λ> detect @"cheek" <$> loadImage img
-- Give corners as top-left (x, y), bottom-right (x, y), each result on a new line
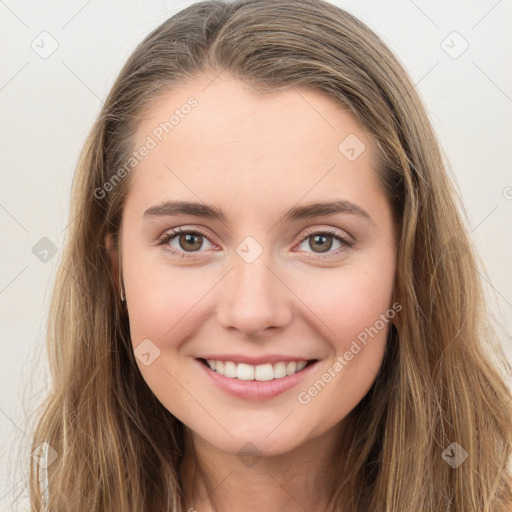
top-left (124, 267), bottom-right (201, 413)
top-left (291, 262), bottom-right (394, 416)
top-left (296, 261), bottom-right (395, 346)
top-left (124, 251), bottom-right (213, 345)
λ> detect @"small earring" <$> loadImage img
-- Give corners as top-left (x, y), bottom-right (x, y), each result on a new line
top-left (117, 241), bottom-right (126, 303)
top-left (119, 267), bottom-right (126, 303)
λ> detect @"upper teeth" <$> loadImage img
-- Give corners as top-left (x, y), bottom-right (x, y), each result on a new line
top-left (206, 360), bottom-right (308, 381)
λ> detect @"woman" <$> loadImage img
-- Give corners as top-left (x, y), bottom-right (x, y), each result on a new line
top-left (28, 0), bottom-right (512, 510)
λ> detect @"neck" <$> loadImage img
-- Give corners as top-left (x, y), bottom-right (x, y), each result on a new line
top-left (178, 422), bottom-right (348, 512)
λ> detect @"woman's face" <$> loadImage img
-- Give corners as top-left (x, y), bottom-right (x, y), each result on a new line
top-left (118, 73), bottom-right (397, 457)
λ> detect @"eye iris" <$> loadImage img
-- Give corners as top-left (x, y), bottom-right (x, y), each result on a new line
top-left (179, 233), bottom-right (202, 252)
top-left (310, 234), bottom-right (332, 253)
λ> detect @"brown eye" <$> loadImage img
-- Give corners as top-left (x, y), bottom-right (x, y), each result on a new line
top-left (178, 232), bottom-right (203, 252)
top-left (309, 234), bottom-right (333, 253)
top-left (295, 228), bottom-right (354, 259)
top-left (158, 228), bottom-right (215, 257)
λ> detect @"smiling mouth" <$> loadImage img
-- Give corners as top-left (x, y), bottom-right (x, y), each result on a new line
top-left (198, 358), bottom-right (317, 381)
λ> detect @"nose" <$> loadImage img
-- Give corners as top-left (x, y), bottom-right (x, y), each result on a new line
top-left (216, 249), bottom-right (293, 339)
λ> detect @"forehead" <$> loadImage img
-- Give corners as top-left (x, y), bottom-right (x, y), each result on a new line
top-left (125, 74), bottom-right (384, 216)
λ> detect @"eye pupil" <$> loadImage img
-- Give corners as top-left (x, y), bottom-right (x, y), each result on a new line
top-left (310, 234), bottom-right (332, 253)
top-left (180, 233), bottom-right (202, 251)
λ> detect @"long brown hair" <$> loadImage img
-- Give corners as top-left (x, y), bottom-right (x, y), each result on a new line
top-left (24, 0), bottom-right (512, 510)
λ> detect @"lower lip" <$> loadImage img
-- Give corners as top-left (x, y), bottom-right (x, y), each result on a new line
top-left (196, 358), bottom-right (318, 401)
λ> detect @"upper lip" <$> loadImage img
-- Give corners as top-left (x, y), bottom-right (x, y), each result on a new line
top-left (198, 354), bottom-right (317, 365)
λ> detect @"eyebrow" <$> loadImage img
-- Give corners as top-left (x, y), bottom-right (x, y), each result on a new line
top-left (143, 199), bottom-right (373, 225)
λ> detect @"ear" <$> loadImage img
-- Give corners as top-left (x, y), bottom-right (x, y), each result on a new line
top-left (105, 232), bottom-right (120, 289)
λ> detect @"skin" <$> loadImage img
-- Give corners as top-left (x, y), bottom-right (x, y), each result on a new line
top-left (107, 72), bottom-right (397, 512)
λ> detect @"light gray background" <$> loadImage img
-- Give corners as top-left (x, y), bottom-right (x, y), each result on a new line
top-left (1, 0), bottom-right (511, 509)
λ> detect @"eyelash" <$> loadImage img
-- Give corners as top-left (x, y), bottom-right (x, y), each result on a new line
top-left (156, 226), bottom-right (355, 260)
